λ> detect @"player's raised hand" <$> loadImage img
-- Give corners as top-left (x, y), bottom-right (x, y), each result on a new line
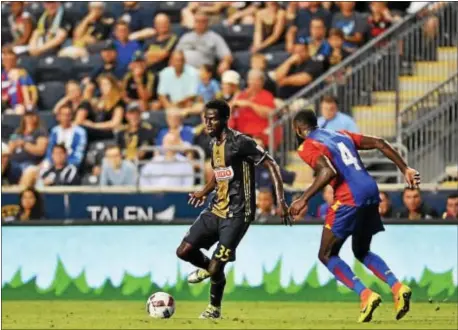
top-left (404, 167), bottom-right (421, 188)
top-left (188, 191), bottom-right (207, 208)
top-left (277, 201), bottom-right (293, 226)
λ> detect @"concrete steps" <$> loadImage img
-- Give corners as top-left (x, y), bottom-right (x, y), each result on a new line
top-left (438, 47), bottom-right (458, 61)
top-left (415, 60), bottom-right (457, 77)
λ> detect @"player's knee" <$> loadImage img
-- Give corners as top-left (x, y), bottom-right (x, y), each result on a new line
top-left (318, 250), bottom-right (331, 265)
top-left (175, 242), bottom-right (192, 261)
top-left (352, 246), bottom-right (369, 262)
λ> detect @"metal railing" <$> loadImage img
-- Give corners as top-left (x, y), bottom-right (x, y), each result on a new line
top-left (268, 2), bottom-right (458, 166)
top-left (401, 73), bottom-right (458, 182)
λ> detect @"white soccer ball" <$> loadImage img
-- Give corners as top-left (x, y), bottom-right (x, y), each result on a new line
top-left (146, 292), bottom-right (175, 319)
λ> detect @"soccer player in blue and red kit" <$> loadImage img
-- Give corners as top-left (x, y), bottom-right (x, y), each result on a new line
top-left (289, 109), bottom-right (421, 323)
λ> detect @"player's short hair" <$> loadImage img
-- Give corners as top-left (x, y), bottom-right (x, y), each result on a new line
top-left (293, 109), bottom-right (318, 129)
top-left (53, 143), bottom-right (67, 154)
top-left (205, 99), bottom-right (230, 120)
top-left (448, 193), bottom-right (458, 199)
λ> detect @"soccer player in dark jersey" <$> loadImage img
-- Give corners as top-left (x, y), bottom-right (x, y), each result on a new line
top-left (176, 99), bottom-right (291, 319)
top-left (289, 109), bottom-right (421, 323)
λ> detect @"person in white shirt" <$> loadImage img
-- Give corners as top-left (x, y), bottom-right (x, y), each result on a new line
top-left (140, 132), bottom-right (194, 188)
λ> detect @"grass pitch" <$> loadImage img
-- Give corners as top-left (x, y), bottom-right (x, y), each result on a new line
top-left (2, 301), bottom-right (457, 329)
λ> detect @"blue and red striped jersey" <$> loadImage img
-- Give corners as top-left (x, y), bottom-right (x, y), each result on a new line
top-left (298, 128), bottom-right (379, 206)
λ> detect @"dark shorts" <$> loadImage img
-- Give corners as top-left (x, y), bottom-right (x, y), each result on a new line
top-left (183, 209), bottom-right (250, 262)
top-left (325, 203), bottom-right (385, 240)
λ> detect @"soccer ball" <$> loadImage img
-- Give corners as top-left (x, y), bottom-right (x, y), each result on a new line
top-left (146, 292), bottom-right (175, 318)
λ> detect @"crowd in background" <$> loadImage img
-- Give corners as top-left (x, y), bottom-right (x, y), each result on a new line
top-left (1, 1), bottom-right (454, 222)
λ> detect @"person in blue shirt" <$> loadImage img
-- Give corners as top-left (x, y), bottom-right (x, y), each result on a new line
top-left (113, 20), bottom-right (141, 73)
top-left (197, 64), bottom-right (220, 103)
top-left (317, 95), bottom-right (359, 132)
top-left (303, 18), bottom-right (332, 63)
top-left (156, 109), bottom-right (194, 146)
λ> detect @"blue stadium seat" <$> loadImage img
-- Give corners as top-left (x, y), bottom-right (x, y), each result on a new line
top-left (25, 2), bottom-right (44, 22)
top-left (63, 1), bottom-right (88, 21)
top-left (233, 51), bottom-right (251, 78)
top-left (37, 81), bottom-right (66, 111)
top-left (105, 2), bottom-right (124, 19)
top-left (212, 24), bottom-right (254, 52)
top-left (1, 3), bottom-right (10, 24)
top-left (171, 23), bottom-right (188, 38)
top-left (35, 56), bottom-right (74, 82)
top-left (38, 110), bottom-right (58, 131)
top-left (264, 51), bottom-right (290, 70)
top-left (157, 2), bottom-right (188, 24)
top-left (85, 139), bottom-right (115, 167)
top-left (87, 41), bottom-right (110, 54)
top-left (1, 27), bottom-right (13, 46)
top-left (73, 54), bottom-right (103, 80)
top-left (142, 111), bottom-right (200, 130)
top-left (1, 115), bottom-right (21, 139)
top-left (17, 55), bottom-right (39, 80)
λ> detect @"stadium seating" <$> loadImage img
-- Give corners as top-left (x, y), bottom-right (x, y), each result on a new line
top-left (35, 56), bottom-right (75, 83)
top-left (157, 2), bottom-right (188, 24)
top-left (37, 82), bottom-right (66, 111)
top-left (73, 54), bottom-right (103, 80)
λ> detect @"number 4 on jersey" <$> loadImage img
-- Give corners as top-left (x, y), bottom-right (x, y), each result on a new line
top-left (337, 142), bottom-right (361, 170)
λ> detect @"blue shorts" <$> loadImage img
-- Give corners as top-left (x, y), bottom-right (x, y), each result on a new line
top-left (325, 203), bottom-right (385, 240)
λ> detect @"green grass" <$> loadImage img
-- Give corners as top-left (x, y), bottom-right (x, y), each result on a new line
top-left (2, 301), bottom-right (457, 329)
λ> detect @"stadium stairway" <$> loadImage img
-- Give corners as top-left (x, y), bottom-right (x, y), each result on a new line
top-left (353, 47), bottom-right (458, 137)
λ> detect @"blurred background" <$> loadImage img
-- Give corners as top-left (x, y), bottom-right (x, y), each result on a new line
top-left (1, 1), bottom-right (457, 223)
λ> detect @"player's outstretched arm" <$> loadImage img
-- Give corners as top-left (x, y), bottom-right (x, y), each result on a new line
top-left (289, 156), bottom-right (337, 217)
top-left (262, 158), bottom-right (292, 226)
top-left (188, 174), bottom-right (216, 208)
top-left (355, 135), bottom-right (421, 188)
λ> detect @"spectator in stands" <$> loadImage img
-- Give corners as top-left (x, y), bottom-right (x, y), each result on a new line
top-left (397, 187), bottom-right (439, 220)
top-left (80, 74), bottom-right (125, 141)
top-left (46, 105), bottom-right (87, 168)
top-left (15, 187), bottom-right (44, 221)
top-left (230, 69), bottom-right (276, 147)
top-left (28, 2), bottom-right (73, 57)
top-left (250, 53), bottom-right (277, 96)
top-left (379, 191), bottom-right (393, 218)
top-left (139, 132), bottom-right (194, 188)
top-left (143, 14), bottom-right (178, 73)
top-left (251, 2), bottom-right (286, 54)
top-left (122, 51), bottom-right (159, 111)
top-left (255, 188), bottom-right (276, 223)
top-left (286, 2), bottom-right (332, 53)
top-left (270, 43), bottom-right (324, 99)
top-left (1, 143), bottom-right (14, 186)
top-left (8, 1), bottom-right (33, 47)
top-left (39, 144), bottom-right (80, 186)
top-left (113, 20), bottom-right (141, 73)
top-left (1, 47), bottom-right (38, 114)
top-left (443, 193), bottom-right (458, 220)
top-left (317, 185), bottom-right (333, 219)
top-left (216, 70), bottom-right (241, 104)
top-left (175, 12), bottom-right (233, 76)
top-left (54, 81), bottom-right (92, 120)
top-left (63, 2), bottom-right (114, 59)
top-left (83, 40), bottom-right (124, 99)
top-left (317, 95), bottom-right (359, 132)
top-left (327, 28), bottom-right (351, 67)
top-left (181, 2), bottom-right (228, 29)
top-left (305, 18), bottom-right (332, 62)
top-left (331, 2), bottom-right (368, 52)
top-left (157, 51), bottom-right (199, 110)
top-left (197, 64), bottom-right (220, 103)
top-left (367, 2), bottom-right (399, 40)
top-left (119, 1), bottom-right (149, 33)
top-left (116, 103), bottom-right (156, 161)
top-left (156, 109), bottom-right (194, 146)
top-left (8, 111), bottom-right (48, 186)
top-left (100, 144), bottom-right (137, 186)
top-left (225, 2), bottom-right (260, 26)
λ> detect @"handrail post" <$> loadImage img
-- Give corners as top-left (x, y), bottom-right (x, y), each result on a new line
top-left (268, 114), bottom-right (274, 158)
top-left (395, 39), bottom-right (402, 147)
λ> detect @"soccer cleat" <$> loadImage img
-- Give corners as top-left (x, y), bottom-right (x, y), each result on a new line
top-left (199, 304), bottom-right (221, 319)
top-left (187, 268), bottom-right (210, 284)
top-left (358, 289), bottom-right (382, 323)
top-left (394, 283), bottom-right (412, 320)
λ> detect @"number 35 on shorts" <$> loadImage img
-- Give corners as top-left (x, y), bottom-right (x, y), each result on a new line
top-left (214, 244), bottom-right (232, 262)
